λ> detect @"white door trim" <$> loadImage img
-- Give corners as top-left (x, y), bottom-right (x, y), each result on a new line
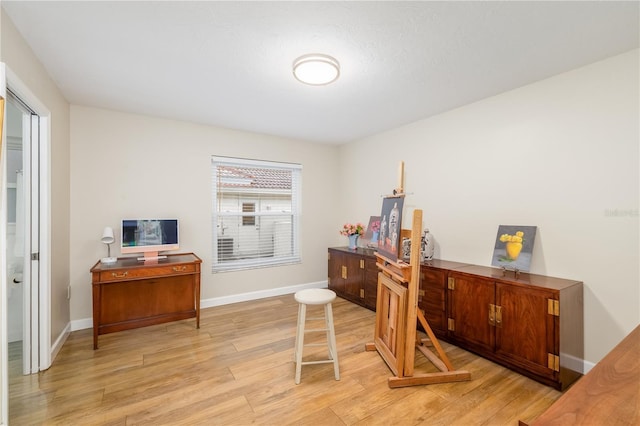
top-left (4, 65), bottom-right (52, 375)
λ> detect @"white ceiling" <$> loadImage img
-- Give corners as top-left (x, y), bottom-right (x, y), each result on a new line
top-left (2, 1), bottom-right (638, 144)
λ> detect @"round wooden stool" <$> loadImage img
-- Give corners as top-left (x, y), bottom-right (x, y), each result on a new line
top-left (293, 288), bottom-right (340, 384)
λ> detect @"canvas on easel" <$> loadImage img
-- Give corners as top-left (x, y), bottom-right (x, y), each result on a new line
top-left (378, 196), bottom-right (404, 262)
top-left (367, 208), bottom-right (471, 388)
top-left (366, 160), bottom-right (470, 388)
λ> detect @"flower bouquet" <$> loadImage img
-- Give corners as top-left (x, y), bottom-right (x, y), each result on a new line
top-left (339, 223), bottom-right (365, 236)
top-left (340, 222), bottom-right (365, 249)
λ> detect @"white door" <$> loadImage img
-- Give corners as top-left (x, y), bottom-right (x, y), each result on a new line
top-left (21, 106), bottom-right (40, 375)
top-left (4, 91), bottom-right (41, 375)
top-left (236, 197), bottom-right (274, 258)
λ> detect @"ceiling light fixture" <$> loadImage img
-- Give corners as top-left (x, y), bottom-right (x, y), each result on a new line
top-left (292, 54), bottom-right (340, 86)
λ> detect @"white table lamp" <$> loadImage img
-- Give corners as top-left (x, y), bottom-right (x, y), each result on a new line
top-left (101, 226), bottom-right (117, 264)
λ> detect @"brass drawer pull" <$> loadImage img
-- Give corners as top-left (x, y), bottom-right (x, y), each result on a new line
top-left (173, 266), bottom-right (188, 272)
top-left (495, 305), bottom-right (502, 327)
top-left (489, 303), bottom-right (496, 326)
top-left (112, 271), bottom-right (128, 279)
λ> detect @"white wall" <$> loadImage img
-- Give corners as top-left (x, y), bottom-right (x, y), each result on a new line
top-left (338, 49), bottom-right (639, 365)
top-left (70, 107), bottom-right (341, 322)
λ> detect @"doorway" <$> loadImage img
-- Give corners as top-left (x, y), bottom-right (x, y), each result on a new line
top-left (1, 63), bottom-right (52, 425)
top-left (4, 89), bottom-right (40, 377)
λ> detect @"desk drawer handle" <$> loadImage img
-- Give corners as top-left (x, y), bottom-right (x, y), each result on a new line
top-left (112, 271), bottom-right (128, 278)
top-left (173, 266), bottom-right (187, 272)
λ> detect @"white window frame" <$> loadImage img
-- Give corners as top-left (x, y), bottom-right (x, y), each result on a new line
top-left (211, 156), bottom-right (302, 272)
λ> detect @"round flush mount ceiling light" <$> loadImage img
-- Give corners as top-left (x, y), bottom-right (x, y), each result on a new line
top-left (292, 54), bottom-right (340, 86)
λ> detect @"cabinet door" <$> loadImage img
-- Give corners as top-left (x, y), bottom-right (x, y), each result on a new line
top-left (328, 250), bottom-right (363, 304)
top-left (100, 275), bottom-right (195, 324)
top-left (418, 266), bottom-right (447, 337)
top-left (342, 255), bottom-right (365, 303)
top-left (328, 250), bottom-right (345, 294)
top-left (448, 273), bottom-right (495, 353)
top-left (363, 257), bottom-right (378, 310)
top-left (495, 283), bottom-right (557, 381)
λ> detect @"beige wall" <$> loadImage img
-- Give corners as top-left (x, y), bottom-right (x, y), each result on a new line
top-left (1, 12), bottom-right (71, 346)
top-left (69, 106), bottom-right (341, 321)
top-left (338, 49), bottom-right (639, 365)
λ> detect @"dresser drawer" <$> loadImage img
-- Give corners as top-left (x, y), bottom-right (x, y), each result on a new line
top-left (97, 263), bottom-right (197, 282)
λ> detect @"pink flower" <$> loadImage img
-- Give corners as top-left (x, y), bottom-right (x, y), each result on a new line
top-left (339, 222), bottom-right (365, 236)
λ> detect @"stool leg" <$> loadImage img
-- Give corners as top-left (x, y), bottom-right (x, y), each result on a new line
top-left (325, 303), bottom-right (340, 381)
top-left (323, 304), bottom-right (332, 360)
top-left (294, 302), bottom-right (302, 362)
top-left (294, 303), bottom-right (306, 385)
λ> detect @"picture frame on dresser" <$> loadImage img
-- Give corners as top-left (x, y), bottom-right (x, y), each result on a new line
top-left (491, 225), bottom-right (537, 272)
top-left (377, 196), bottom-right (404, 261)
top-left (363, 215), bottom-right (381, 247)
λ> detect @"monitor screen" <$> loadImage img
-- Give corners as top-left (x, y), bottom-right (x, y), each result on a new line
top-left (121, 219), bottom-right (179, 260)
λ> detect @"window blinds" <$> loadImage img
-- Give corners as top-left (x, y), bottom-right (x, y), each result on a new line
top-left (211, 156), bottom-right (302, 272)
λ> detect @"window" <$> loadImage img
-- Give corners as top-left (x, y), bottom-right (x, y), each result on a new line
top-left (211, 156), bottom-right (302, 272)
top-left (242, 203), bottom-right (256, 226)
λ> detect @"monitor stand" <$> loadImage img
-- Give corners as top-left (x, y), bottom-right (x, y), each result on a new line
top-left (137, 251), bottom-right (168, 263)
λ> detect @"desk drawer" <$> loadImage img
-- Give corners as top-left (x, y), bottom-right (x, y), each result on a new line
top-left (98, 263), bottom-right (197, 282)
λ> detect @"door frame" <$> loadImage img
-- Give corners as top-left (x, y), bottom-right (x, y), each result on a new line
top-left (5, 66), bottom-right (51, 370)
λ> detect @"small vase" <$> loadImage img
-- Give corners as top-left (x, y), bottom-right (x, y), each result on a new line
top-left (422, 229), bottom-right (434, 261)
top-left (348, 234), bottom-right (359, 250)
top-left (505, 242), bottom-right (523, 260)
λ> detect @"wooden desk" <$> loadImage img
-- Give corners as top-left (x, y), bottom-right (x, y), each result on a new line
top-left (90, 253), bottom-right (202, 349)
top-left (526, 325), bottom-right (640, 425)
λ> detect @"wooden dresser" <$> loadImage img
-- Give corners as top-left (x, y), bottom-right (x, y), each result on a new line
top-left (327, 247), bottom-right (584, 390)
top-left (90, 252), bottom-right (202, 349)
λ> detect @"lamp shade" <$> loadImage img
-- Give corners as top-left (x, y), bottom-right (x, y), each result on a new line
top-left (101, 227), bottom-right (115, 244)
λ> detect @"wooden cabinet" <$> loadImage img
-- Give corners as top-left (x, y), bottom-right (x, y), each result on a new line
top-left (326, 247), bottom-right (584, 390)
top-left (90, 253), bottom-right (202, 349)
top-left (418, 259), bottom-right (470, 339)
top-left (447, 265), bottom-right (583, 390)
top-left (328, 247), bottom-right (378, 309)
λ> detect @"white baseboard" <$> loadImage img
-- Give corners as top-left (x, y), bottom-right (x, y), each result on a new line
top-left (583, 359), bottom-right (595, 374)
top-left (200, 280), bottom-right (327, 309)
top-left (561, 351), bottom-right (587, 375)
top-left (49, 323), bottom-right (71, 367)
top-left (70, 317), bottom-right (93, 332)
top-left (69, 280), bottom-right (328, 332)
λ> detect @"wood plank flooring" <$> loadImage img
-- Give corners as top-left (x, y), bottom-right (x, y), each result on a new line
top-left (9, 295), bottom-right (561, 425)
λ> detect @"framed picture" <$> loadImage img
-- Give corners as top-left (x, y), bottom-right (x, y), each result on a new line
top-left (491, 225), bottom-right (537, 272)
top-left (378, 196), bottom-right (404, 261)
top-left (363, 215), bottom-right (381, 246)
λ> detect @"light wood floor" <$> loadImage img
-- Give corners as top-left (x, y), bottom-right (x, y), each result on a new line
top-left (9, 295), bottom-right (561, 425)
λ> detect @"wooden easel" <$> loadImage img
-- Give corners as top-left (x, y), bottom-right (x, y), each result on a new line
top-left (365, 163), bottom-right (470, 388)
